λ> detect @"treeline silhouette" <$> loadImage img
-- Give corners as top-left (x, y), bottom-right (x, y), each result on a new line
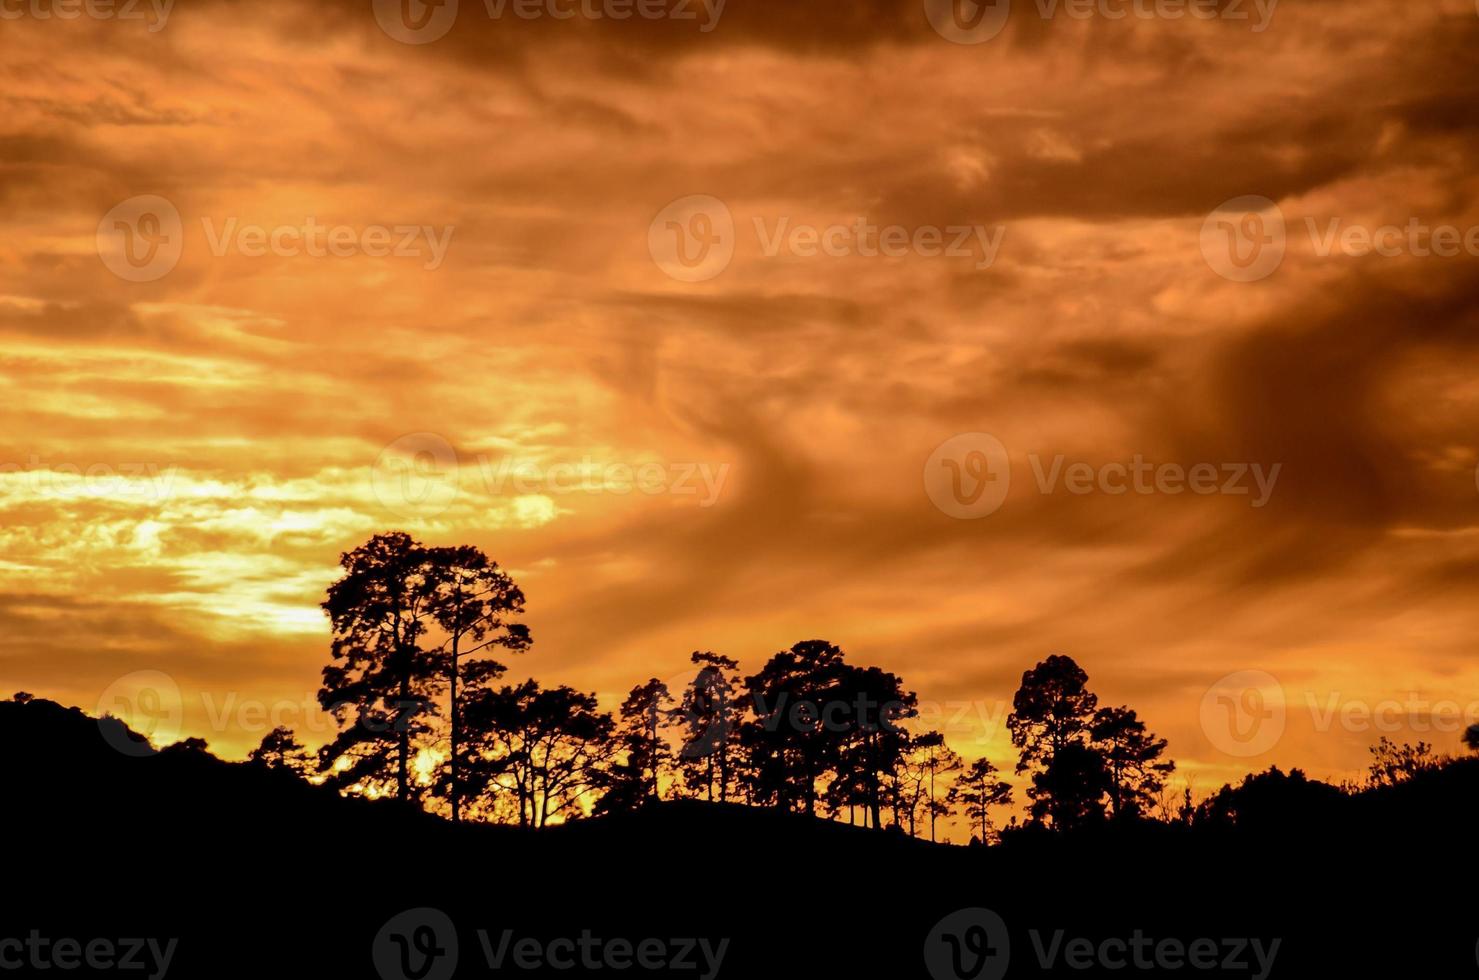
top-left (278, 532), bottom-right (1190, 841)
top-left (251, 533), bottom-right (1479, 842)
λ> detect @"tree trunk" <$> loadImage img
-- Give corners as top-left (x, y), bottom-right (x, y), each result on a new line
top-left (868, 734), bottom-right (882, 830)
top-left (648, 711), bottom-right (660, 804)
top-left (803, 756), bottom-right (816, 817)
top-left (716, 690), bottom-right (729, 803)
top-left (449, 625), bottom-right (460, 823)
top-left (928, 764), bottom-right (936, 843)
top-left (397, 672), bottom-right (410, 801)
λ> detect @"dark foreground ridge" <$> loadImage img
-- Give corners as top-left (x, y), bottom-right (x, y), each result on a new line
top-left (4, 696), bottom-right (1476, 978)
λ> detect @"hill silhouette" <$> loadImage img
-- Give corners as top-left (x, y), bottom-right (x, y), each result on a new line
top-left (4, 695), bottom-right (1477, 978)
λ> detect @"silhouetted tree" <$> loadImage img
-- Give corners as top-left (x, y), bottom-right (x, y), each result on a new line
top-left (898, 731), bottom-right (960, 841)
top-left (318, 532), bottom-right (443, 801)
top-left (922, 735), bottom-right (962, 842)
top-left (1176, 786), bottom-right (1195, 825)
top-left (1007, 654), bottom-right (1098, 828)
top-left (825, 766), bottom-right (872, 826)
top-left (737, 640), bottom-right (848, 817)
top-left (1007, 655), bottom-right (1098, 770)
top-left (1194, 767), bottom-right (1345, 830)
top-left (1366, 737), bottom-right (1440, 788)
top-left (893, 741), bottom-right (929, 835)
top-left (12, 692), bottom-right (33, 704)
top-left (599, 679), bottom-right (677, 810)
top-left (948, 756), bottom-right (1014, 844)
top-left (1091, 706), bottom-right (1174, 819)
top-left (462, 680), bottom-right (614, 827)
top-left (1465, 724), bottom-right (1479, 753)
top-left (673, 652), bottom-right (742, 802)
top-left (248, 726), bottom-right (310, 773)
top-left (831, 663), bottom-right (918, 829)
top-left (423, 545), bottom-right (530, 823)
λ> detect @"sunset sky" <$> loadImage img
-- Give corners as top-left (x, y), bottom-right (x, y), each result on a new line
top-left (3, 0), bottom-right (1479, 813)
